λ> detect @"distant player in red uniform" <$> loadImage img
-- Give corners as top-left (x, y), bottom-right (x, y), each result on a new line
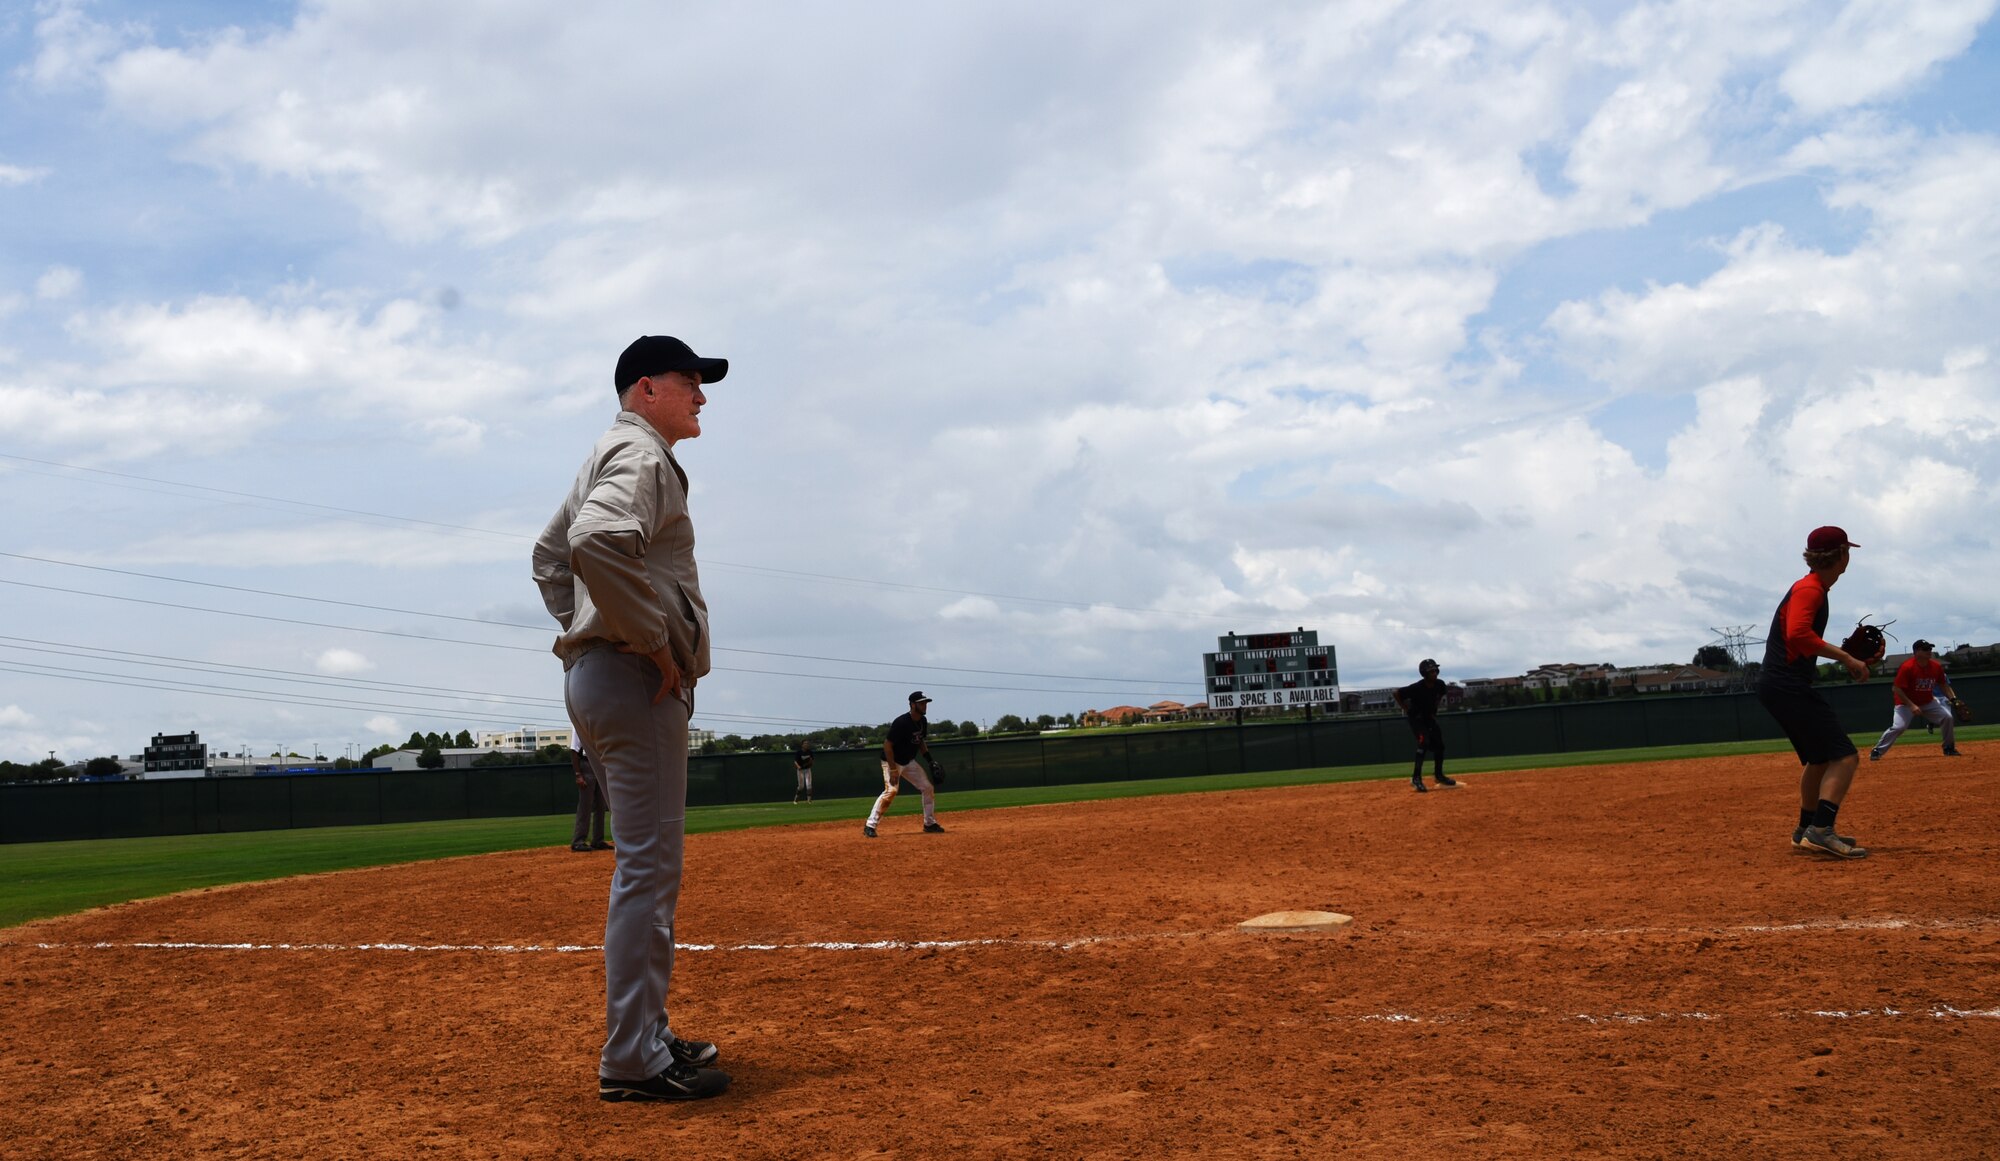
top-left (1868, 640), bottom-right (1962, 760)
top-left (1755, 526), bottom-right (1879, 859)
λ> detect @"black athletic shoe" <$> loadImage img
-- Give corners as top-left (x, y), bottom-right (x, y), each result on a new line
top-left (923, 821), bottom-right (945, 833)
top-left (589, 841), bottom-right (612, 851)
top-left (570, 841), bottom-right (592, 852)
top-left (863, 824), bottom-right (877, 838)
top-left (1800, 825), bottom-right (1869, 859)
top-left (1433, 775), bottom-right (1458, 788)
top-left (1411, 779), bottom-right (1428, 793)
top-left (1943, 748), bottom-right (1963, 757)
top-left (599, 1060), bottom-right (730, 1102)
top-left (1792, 826), bottom-right (1856, 850)
top-left (669, 1037), bottom-right (719, 1068)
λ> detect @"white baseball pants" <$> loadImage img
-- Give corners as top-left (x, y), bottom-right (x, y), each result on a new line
top-left (867, 758), bottom-right (936, 827)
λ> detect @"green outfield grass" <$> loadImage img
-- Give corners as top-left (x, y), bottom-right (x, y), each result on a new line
top-left (3, 724), bottom-right (1991, 930)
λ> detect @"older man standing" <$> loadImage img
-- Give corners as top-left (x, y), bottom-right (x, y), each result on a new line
top-left (533, 334), bottom-right (731, 1102)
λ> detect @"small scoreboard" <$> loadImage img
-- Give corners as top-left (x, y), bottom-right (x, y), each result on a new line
top-left (1204, 629), bottom-right (1339, 711)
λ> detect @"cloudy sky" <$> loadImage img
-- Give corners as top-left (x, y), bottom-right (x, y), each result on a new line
top-left (2, 0), bottom-right (1997, 763)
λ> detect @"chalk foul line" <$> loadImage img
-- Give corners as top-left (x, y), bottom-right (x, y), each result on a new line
top-left (8, 914), bottom-right (1997, 958)
top-left (1342, 1005), bottom-right (2000, 1024)
top-left (16, 935), bottom-right (1148, 954)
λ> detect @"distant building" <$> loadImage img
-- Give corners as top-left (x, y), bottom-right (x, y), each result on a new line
top-left (374, 747), bottom-right (511, 771)
top-left (1630, 666), bottom-right (1731, 694)
top-left (475, 726), bottom-right (574, 751)
top-left (689, 729), bottom-right (716, 751)
top-left (144, 732), bottom-right (207, 776)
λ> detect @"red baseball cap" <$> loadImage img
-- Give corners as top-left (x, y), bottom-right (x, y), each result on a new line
top-left (1806, 526), bottom-right (1859, 551)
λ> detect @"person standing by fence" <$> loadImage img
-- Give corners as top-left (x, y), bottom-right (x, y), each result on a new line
top-left (569, 747), bottom-right (610, 851)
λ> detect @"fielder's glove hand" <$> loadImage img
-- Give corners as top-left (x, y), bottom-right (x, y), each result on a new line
top-left (925, 758), bottom-right (947, 788)
top-left (1951, 697), bottom-right (1974, 725)
top-left (1838, 621), bottom-right (1888, 667)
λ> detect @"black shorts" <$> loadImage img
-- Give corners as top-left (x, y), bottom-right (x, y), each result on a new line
top-left (1757, 683), bottom-right (1855, 765)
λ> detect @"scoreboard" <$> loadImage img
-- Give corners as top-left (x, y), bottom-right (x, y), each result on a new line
top-left (1204, 628), bottom-right (1339, 711)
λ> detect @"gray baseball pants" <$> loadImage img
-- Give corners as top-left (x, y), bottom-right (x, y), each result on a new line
top-left (565, 646), bottom-right (692, 1082)
top-left (1873, 699), bottom-right (1956, 755)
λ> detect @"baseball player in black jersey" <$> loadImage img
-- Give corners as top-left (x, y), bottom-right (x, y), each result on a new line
top-left (864, 691), bottom-right (944, 837)
top-left (1394, 659), bottom-right (1458, 791)
top-left (792, 739), bottom-right (814, 804)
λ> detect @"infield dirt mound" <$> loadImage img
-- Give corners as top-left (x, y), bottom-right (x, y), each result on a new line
top-left (2, 746), bottom-right (1996, 1158)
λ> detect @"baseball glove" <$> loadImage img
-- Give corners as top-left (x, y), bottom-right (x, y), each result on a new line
top-left (1839, 620), bottom-right (1889, 666)
top-left (924, 757), bottom-right (947, 787)
top-left (1952, 697), bottom-right (1974, 725)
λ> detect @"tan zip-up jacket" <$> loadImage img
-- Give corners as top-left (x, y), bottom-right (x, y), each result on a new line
top-left (532, 412), bottom-right (711, 679)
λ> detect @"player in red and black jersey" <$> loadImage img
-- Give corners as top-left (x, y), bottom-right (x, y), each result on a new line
top-left (1755, 526), bottom-right (1879, 859)
top-left (1868, 640), bottom-right (1962, 760)
top-left (1394, 659), bottom-right (1458, 792)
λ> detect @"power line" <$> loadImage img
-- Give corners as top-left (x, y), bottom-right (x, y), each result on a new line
top-left (0, 577), bottom-right (545, 652)
top-left (0, 634), bottom-right (565, 705)
top-left (0, 660), bottom-right (845, 733)
top-left (0, 636), bottom-right (856, 731)
top-left (0, 453), bottom-right (522, 542)
top-left (1, 452), bottom-right (1243, 622)
top-left (0, 578), bottom-right (1197, 697)
top-left (0, 551), bottom-right (1200, 687)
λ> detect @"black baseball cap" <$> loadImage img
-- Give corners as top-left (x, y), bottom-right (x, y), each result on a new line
top-left (1913, 639), bottom-right (1935, 652)
top-left (908, 691), bottom-right (932, 705)
top-left (614, 335), bottom-right (728, 393)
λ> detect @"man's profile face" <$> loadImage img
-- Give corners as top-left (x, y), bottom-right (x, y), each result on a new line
top-left (911, 701), bottom-right (928, 719)
top-left (637, 371), bottom-right (705, 443)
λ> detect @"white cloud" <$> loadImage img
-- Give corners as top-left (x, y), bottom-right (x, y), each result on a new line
top-left (0, 705), bottom-right (33, 728)
top-left (26, 0), bottom-right (136, 89)
top-left (0, 382), bottom-right (268, 459)
top-left (74, 294), bottom-right (518, 407)
top-left (313, 648), bottom-right (374, 675)
top-left (413, 415), bottom-right (484, 456)
top-left (938, 596), bottom-right (1002, 621)
top-left (1565, 76), bottom-right (1731, 218)
top-left (0, 163), bottom-right (51, 186)
top-left (1547, 137), bottom-right (2000, 396)
top-left (362, 716), bottom-right (402, 737)
top-left (0, 292), bottom-right (549, 455)
top-left (36, 266), bottom-right (83, 300)
top-left (1781, 0), bottom-right (1997, 115)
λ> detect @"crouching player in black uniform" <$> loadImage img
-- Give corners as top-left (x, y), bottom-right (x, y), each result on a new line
top-left (1394, 659), bottom-right (1458, 792)
top-left (1756, 526), bottom-right (1879, 859)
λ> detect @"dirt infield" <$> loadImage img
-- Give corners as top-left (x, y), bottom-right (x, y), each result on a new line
top-left (3, 745), bottom-right (1996, 1159)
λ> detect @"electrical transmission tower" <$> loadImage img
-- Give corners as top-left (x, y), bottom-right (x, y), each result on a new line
top-left (1708, 625), bottom-right (1759, 687)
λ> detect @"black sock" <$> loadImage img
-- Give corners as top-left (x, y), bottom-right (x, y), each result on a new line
top-left (1812, 799), bottom-right (1840, 830)
top-left (1799, 808), bottom-right (1815, 831)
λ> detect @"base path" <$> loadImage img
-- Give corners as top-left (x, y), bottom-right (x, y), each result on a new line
top-left (2, 747), bottom-right (1995, 1158)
